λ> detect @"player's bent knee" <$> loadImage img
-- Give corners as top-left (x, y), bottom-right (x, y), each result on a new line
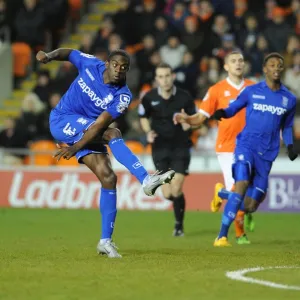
top-left (235, 180), bottom-right (250, 195)
top-left (244, 200), bottom-right (258, 213)
top-left (101, 172), bottom-right (117, 188)
top-left (103, 128), bottom-right (122, 142)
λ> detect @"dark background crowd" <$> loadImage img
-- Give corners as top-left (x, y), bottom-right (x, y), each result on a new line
top-left (1, 0), bottom-right (300, 164)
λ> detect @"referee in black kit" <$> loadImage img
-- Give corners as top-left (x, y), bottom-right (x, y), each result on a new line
top-left (139, 63), bottom-right (197, 236)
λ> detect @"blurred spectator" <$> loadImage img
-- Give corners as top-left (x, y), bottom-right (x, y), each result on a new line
top-left (258, 0), bottom-right (277, 28)
top-left (234, 0), bottom-right (249, 32)
top-left (92, 17), bottom-right (115, 52)
top-left (107, 33), bottom-right (125, 52)
top-left (174, 51), bottom-right (198, 97)
top-left (238, 15), bottom-right (259, 52)
top-left (153, 16), bottom-right (171, 48)
top-left (206, 15), bottom-right (231, 55)
top-left (295, 10), bottom-right (300, 35)
top-left (160, 35), bottom-right (187, 69)
top-left (42, 0), bottom-right (69, 49)
top-left (14, 0), bottom-right (46, 50)
top-left (264, 6), bottom-right (293, 53)
top-left (167, 2), bottom-right (189, 31)
top-left (112, 0), bottom-right (137, 44)
top-left (79, 32), bottom-right (94, 53)
top-left (283, 35), bottom-right (300, 68)
top-left (249, 34), bottom-right (270, 75)
top-left (18, 92), bottom-right (50, 140)
top-left (0, 0), bottom-right (7, 41)
top-left (213, 33), bottom-right (238, 60)
top-left (283, 51), bottom-right (300, 99)
top-left (180, 16), bottom-right (204, 61)
top-left (32, 70), bottom-right (53, 106)
top-left (136, 0), bottom-right (159, 41)
top-left (0, 117), bottom-right (29, 165)
top-left (207, 56), bottom-right (224, 84)
top-left (135, 35), bottom-right (156, 85)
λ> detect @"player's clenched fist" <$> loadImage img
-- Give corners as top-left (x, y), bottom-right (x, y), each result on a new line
top-left (36, 51), bottom-right (50, 64)
top-left (173, 109), bottom-right (188, 125)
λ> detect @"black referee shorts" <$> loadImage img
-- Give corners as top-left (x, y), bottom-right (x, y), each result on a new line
top-left (151, 144), bottom-right (191, 176)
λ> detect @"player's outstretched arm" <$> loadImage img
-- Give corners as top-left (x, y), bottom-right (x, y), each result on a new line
top-left (213, 87), bottom-right (249, 120)
top-left (54, 112), bottom-right (113, 161)
top-left (173, 111), bottom-right (206, 126)
top-left (36, 48), bottom-right (73, 64)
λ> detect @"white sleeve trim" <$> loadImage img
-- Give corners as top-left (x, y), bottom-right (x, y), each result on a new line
top-left (198, 108), bottom-right (211, 118)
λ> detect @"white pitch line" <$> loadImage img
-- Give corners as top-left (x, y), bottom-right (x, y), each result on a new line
top-left (226, 266), bottom-right (300, 291)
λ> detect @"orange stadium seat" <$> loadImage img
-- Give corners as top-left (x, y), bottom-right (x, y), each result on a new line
top-left (145, 143), bottom-right (152, 154)
top-left (68, 0), bottom-right (82, 20)
top-left (28, 140), bottom-right (57, 166)
top-left (55, 156), bottom-right (79, 167)
top-left (125, 140), bottom-right (145, 155)
top-left (11, 42), bottom-right (32, 78)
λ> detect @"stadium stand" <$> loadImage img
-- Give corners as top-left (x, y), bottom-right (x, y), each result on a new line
top-left (1, 0), bottom-right (300, 165)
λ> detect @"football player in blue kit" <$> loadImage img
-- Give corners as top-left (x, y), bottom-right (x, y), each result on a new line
top-left (212, 53), bottom-right (298, 247)
top-left (36, 48), bottom-right (175, 257)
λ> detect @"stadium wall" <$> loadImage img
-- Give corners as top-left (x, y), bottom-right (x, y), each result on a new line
top-left (0, 155), bottom-right (299, 212)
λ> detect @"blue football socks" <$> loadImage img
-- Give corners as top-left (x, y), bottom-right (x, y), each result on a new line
top-left (109, 138), bottom-right (148, 184)
top-left (218, 192), bottom-right (243, 238)
top-left (100, 188), bottom-right (117, 240)
top-left (218, 188), bottom-right (230, 200)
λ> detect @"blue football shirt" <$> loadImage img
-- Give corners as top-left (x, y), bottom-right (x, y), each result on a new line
top-left (55, 50), bottom-right (132, 120)
top-left (224, 81), bottom-right (296, 161)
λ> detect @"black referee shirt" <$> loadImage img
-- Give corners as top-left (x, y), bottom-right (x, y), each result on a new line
top-left (138, 86), bottom-right (197, 146)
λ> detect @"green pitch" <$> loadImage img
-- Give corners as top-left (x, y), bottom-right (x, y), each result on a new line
top-left (0, 209), bottom-right (300, 300)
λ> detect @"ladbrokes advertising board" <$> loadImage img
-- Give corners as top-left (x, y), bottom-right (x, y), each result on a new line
top-left (0, 168), bottom-right (299, 212)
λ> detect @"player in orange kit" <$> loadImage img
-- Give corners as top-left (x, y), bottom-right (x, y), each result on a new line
top-left (174, 51), bottom-right (255, 244)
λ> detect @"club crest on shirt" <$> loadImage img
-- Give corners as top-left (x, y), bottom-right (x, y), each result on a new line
top-left (224, 90), bottom-right (231, 97)
top-left (282, 96), bottom-right (288, 107)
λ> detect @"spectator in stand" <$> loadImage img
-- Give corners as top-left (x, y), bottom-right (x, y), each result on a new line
top-left (206, 15), bottom-right (231, 55)
top-left (238, 15), bottom-right (259, 53)
top-left (79, 32), bottom-right (94, 54)
top-left (0, 0), bottom-right (8, 41)
top-left (213, 33), bottom-right (238, 60)
top-left (180, 16), bottom-right (205, 61)
top-left (189, 0), bottom-right (215, 36)
top-left (0, 117), bottom-right (30, 165)
top-left (136, 0), bottom-right (159, 41)
top-left (160, 35), bottom-right (187, 69)
top-left (264, 6), bottom-right (293, 53)
top-left (174, 51), bottom-right (198, 97)
top-left (18, 92), bottom-right (49, 141)
top-left (92, 17), bottom-right (115, 52)
top-left (14, 0), bottom-right (46, 50)
top-left (32, 70), bottom-right (53, 107)
top-left (112, 0), bottom-right (137, 44)
top-left (107, 33), bottom-right (125, 52)
top-left (167, 2), bottom-right (189, 31)
top-left (283, 50), bottom-right (300, 100)
top-left (233, 0), bottom-right (249, 33)
top-left (153, 16), bottom-right (171, 48)
top-left (249, 34), bottom-right (270, 75)
top-left (282, 35), bottom-right (300, 68)
top-left (42, 0), bottom-right (69, 49)
top-left (135, 35), bottom-right (157, 86)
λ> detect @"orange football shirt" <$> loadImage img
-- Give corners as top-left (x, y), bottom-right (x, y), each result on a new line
top-left (199, 78), bottom-right (255, 153)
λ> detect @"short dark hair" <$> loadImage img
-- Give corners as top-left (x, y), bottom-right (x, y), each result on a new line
top-left (108, 49), bottom-right (131, 65)
top-left (155, 62), bottom-right (173, 72)
top-left (263, 52), bottom-right (284, 66)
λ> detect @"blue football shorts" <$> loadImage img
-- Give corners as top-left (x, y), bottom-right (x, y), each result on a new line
top-left (232, 145), bottom-right (273, 194)
top-left (49, 108), bottom-right (107, 163)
